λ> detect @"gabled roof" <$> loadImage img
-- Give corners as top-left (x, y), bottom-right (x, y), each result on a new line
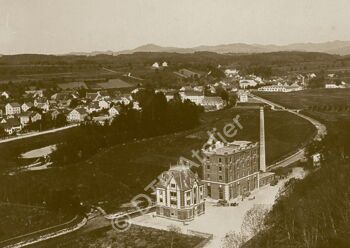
top-left (73, 108), bottom-right (88, 115)
top-left (156, 165), bottom-right (203, 191)
top-left (86, 93), bottom-right (99, 100)
top-left (23, 102), bottom-right (34, 107)
top-left (183, 90), bottom-right (204, 97)
top-left (202, 96), bottom-right (223, 103)
top-left (7, 102), bottom-right (21, 108)
top-left (5, 117), bottom-right (21, 127)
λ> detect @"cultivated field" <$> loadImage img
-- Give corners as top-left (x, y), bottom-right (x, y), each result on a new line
top-left (255, 89), bottom-right (350, 123)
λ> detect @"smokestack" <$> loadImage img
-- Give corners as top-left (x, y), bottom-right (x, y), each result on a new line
top-left (259, 106), bottom-right (266, 172)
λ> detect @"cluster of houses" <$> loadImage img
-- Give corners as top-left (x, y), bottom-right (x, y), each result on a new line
top-left (0, 89), bottom-right (140, 136)
top-left (156, 86), bottom-right (226, 111)
top-left (0, 81), bottom-right (229, 136)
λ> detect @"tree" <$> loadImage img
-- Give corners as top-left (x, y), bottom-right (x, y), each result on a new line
top-left (241, 205), bottom-right (269, 238)
top-left (223, 231), bottom-right (248, 248)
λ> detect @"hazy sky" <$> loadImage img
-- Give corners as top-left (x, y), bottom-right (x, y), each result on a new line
top-left (1, 0), bottom-right (349, 54)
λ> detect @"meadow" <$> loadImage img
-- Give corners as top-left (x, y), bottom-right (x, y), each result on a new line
top-left (255, 88), bottom-right (350, 123)
top-left (0, 107), bottom-right (315, 213)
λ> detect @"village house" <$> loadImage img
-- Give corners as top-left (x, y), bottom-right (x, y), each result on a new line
top-left (5, 102), bottom-right (21, 115)
top-left (98, 99), bottom-right (110, 109)
top-left (237, 90), bottom-right (249, 103)
top-left (0, 117), bottom-right (22, 135)
top-left (224, 69), bottom-right (239, 78)
top-left (0, 91), bottom-right (10, 99)
top-left (50, 109), bottom-right (61, 120)
top-left (19, 111), bottom-right (42, 126)
top-left (180, 91), bottom-right (205, 105)
top-left (239, 79), bottom-right (258, 89)
top-left (87, 101), bottom-right (100, 113)
top-left (34, 98), bottom-right (50, 112)
top-left (86, 92), bottom-right (99, 101)
top-left (108, 106), bottom-right (120, 117)
top-left (152, 62), bottom-right (160, 69)
top-left (201, 96), bottom-right (225, 110)
top-left (21, 102), bottom-right (34, 112)
top-left (92, 115), bottom-right (112, 126)
top-left (24, 89), bottom-right (44, 98)
top-left (67, 108), bottom-right (88, 122)
top-left (155, 163), bottom-right (205, 221)
top-left (176, 69), bottom-right (201, 79)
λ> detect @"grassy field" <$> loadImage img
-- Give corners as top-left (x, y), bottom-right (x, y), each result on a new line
top-left (0, 127), bottom-right (79, 170)
top-left (255, 89), bottom-right (350, 123)
top-left (0, 203), bottom-right (72, 242)
top-left (0, 106), bottom-right (315, 239)
top-left (0, 107), bottom-right (315, 210)
top-left (32, 225), bottom-right (204, 248)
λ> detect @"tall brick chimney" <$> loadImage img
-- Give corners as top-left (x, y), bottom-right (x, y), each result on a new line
top-left (259, 106), bottom-right (266, 172)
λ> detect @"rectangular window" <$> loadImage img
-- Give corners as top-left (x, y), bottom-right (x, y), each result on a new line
top-left (207, 174), bottom-right (210, 180)
top-left (170, 192), bottom-right (177, 197)
top-left (219, 157), bottom-right (222, 163)
top-left (207, 185), bottom-right (211, 197)
top-left (171, 183), bottom-right (176, 188)
top-left (187, 200), bottom-right (191, 206)
top-left (159, 198), bottom-right (163, 203)
top-left (207, 165), bottom-right (210, 169)
top-left (186, 191), bottom-right (191, 197)
top-left (170, 200), bottom-right (177, 205)
top-left (219, 175), bottom-right (223, 181)
top-left (219, 166), bottom-right (222, 172)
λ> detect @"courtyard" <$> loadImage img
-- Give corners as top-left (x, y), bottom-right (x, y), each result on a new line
top-left (129, 167), bottom-right (307, 248)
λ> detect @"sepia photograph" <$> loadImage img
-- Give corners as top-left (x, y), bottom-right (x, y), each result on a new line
top-left (0, 0), bottom-right (349, 247)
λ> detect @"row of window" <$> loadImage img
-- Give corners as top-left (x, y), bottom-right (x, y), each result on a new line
top-left (206, 162), bottom-right (257, 171)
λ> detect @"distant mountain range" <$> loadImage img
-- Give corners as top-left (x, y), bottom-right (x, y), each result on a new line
top-left (67, 41), bottom-right (350, 56)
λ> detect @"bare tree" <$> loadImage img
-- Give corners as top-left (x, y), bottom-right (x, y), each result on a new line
top-left (223, 231), bottom-right (248, 248)
top-left (241, 204), bottom-right (269, 238)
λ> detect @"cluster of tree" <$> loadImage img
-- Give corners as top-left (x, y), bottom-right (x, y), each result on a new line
top-left (51, 90), bottom-right (203, 165)
top-left (24, 112), bottom-right (68, 132)
top-left (241, 65), bottom-right (273, 79)
top-left (239, 119), bottom-right (350, 248)
top-left (308, 75), bottom-right (326, 88)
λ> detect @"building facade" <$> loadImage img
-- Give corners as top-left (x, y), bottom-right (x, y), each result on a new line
top-left (202, 141), bottom-right (260, 201)
top-left (5, 103), bottom-right (21, 115)
top-left (156, 164), bottom-right (205, 221)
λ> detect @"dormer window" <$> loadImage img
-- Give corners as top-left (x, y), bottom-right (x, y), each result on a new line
top-left (171, 183), bottom-right (176, 188)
